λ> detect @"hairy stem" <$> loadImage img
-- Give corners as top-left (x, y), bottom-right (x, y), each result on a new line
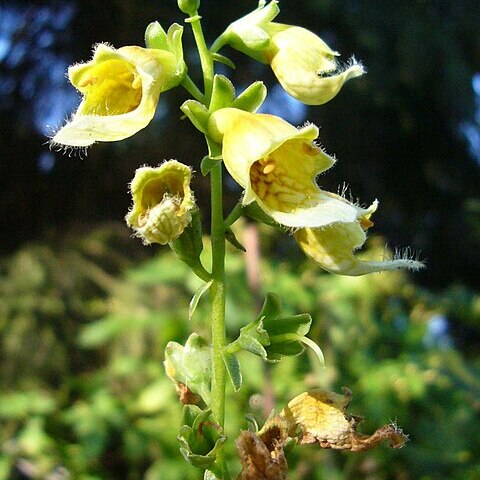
top-left (189, 13), bottom-right (214, 105)
top-left (210, 162), bottom-right (228, 476)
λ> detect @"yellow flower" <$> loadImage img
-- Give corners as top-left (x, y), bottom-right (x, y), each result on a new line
top-left (52, 43), bottom-right (184, 147)
top-left (125, 160), bottom-right (195, 245)
top-left (208, 107), bottom-right (359, 228)
top-left (294, 201), bottom-right (425, 276)
top-left (265, 23), bottom-right (365, 105)
top-left (220, 0), bottom-right (364, 105)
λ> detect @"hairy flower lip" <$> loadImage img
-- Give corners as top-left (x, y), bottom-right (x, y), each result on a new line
top-left (51, 44), bottom-right (181, 148)
top-left (294, 200), bottom-right (425, 276)
top-left (125, 160), bottom-right (195, 245)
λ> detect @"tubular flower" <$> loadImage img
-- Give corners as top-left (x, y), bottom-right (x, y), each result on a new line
top-left (208, 108), bottom-right (359, 228)
top-left (220, 0), bottom-right (364, 105)
top-left (264, 23), bottom-right (365, 105)
top-left (52, 43), bottom-right (185, 147)
top-left (293, 201), bottom-right (425, 276)
top-left (125, 160), bottom-right (195, 245)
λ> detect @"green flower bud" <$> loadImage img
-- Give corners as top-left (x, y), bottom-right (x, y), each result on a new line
top-left (177, 0), bottom-right (200, 16)
top-left (126, 160), bottom-right (196, 245)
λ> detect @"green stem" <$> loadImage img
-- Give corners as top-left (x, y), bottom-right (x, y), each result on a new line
top-left (188, 13), bottom-right (214, 105)
top-left (180, 75), bottom-right (205, 103)
top-left (210, 162), bottom-right (228, 475)
top-left (210, 32), bottom-right (228, 54)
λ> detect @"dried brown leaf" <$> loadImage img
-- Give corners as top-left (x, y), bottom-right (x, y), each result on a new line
top-left (280, 388), bottom-right (408, 452)
top-left (236, 416), bottom-right (288, 480)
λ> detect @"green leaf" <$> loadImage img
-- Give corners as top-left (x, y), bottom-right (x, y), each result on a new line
top-left (189, 280), bottom-right (213, 321)
top-left (225, 227), bottom-right (246, 252)
top-left (201, 155), bottom-right (221, 176)
top-left (209, 75), bottom-right (235, 112)
top-left (180, 100), bottom-right (210, 134)
top-left (212, 53), bottom-right (236, 69)
top-left (232, 81), bottom-right (267, 112)
top-left (223, 352), bottom-right (242, 392)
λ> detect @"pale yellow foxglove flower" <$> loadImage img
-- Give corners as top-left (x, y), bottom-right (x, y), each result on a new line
top-left (125, 160), bottom-right (195, 245)
top-left (208, 108), bottom-right (359, 228)
top-left (52, 44), bottom-right (183, 147)
top-left (294, 201), bottom-right (425, 276)
top-left (220, 0), bottom-right (364, 105)
top-left (265, 23), bottom-right (365, 105)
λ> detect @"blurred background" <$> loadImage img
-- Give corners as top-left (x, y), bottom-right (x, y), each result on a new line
top-left (0, 0), bottom-right (479, 479)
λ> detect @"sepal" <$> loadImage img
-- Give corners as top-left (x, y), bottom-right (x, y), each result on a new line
top-left (227, 293), bottom-right (320, 363)
top-left (144, 22), bottom-right (186, 91)
top-left (178, 405), bottom-right (227, 468)
top-left (220, 1), bottom-right (280, 61)
top-left (209, 75), bottom-right (236, 112)
top-left (231, 81), bottom-right (267, 113)
top-left (169, 208), bottom-right (210, 281)
top-left (164, 333), bottom-right (212, 405)
top-left (181, 100), bottom-right (210, 134)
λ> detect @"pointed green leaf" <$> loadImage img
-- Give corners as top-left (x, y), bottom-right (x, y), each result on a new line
top-left (189, 280), bottom-right (213, 321)
top-left (212, 53), bottom-right (236, 69)
top-left (232, 81), bottom-right (267, 112)
top-left (223, 352), bottom-right (242, 392)
top-left (225, 228), bottom-right (246, 252)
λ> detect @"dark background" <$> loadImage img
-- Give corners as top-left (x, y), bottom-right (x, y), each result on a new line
top-left (1, 0), bottom-right (480, 289)
top-left (1, 2), bottom-right (480, 479)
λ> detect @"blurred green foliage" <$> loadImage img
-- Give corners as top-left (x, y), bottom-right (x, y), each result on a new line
top-left (1, 223), bottom-right (479, 479)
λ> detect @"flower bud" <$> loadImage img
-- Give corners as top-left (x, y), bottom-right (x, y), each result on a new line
top-left (177, 0), bottom-right (200, 16)
top-left (125, 160), bottom-right (195, 245)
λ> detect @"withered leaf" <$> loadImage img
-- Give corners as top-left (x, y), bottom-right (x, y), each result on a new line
top-left (280, 388), bottom-right (408, 452)
top-left (236, 416), bottom-right (288, 480)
